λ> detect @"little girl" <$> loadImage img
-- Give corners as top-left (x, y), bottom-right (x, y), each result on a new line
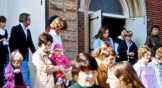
top-left (49, 44), bottom-right (72, 86)
top-left (3, 50), bottom-right (28, 88)
top-left (94, 47), bottom-right (116, 88)
top-left (133, 45), bottom-right (158, 88)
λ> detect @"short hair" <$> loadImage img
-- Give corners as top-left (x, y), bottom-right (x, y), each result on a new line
top-left (155, 47), bottom-right (162, 60)
top-left (38, 32), bottom-right (53, 47)
top-left (125, 30), bottom-right (133, 36)
top-left (51, 17), bottom-right (68, 30)
top-left (138, 45), bottom-right (151, 59)
top-left (49, 15), bottom-right (59, 24)
top-left (0, 16), bottom-right (6, 23)
top-left (19, 13), bottom-right (30, 22)
top-left (151, 24), bottom-right (160, 31)
top-left (71, 53), bottom-right (98, 77)
top-left (10, 49), bottom-right (23, 63)
top-left (108, 61), bottom-right (144, 88)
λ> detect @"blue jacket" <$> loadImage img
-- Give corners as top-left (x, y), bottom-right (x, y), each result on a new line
top-left (92, 37), bottom-right (114, 50)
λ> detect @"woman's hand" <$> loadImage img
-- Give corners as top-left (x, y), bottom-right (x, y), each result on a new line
top-left (59, 66), bottom-right (64, 72)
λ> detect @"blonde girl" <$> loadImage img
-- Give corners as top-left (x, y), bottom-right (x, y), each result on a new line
top-left (96, 47), bottom-right (116, 88)
top-left (133, 45), bottom-right (158, 88)
top-left (3, 50), bottom-right (28, 88)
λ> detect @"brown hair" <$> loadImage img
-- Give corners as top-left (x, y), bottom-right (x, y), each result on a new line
top-left (38, 32), bottom-right (53, 47)
top-left (138, 45), bottom-right (151, 59)
top-left (109, 61), bottom-right (144, 88)
top-left (72, 53), bottom-right (98, 77)
top-left (0, 16), bottom-right (6, 23)
top-left (10, 49), bottom-right (23, 63)
top-left (155, 47), bottom-right (162, 60)
top-left (94, 26), bottom-right (109, 40)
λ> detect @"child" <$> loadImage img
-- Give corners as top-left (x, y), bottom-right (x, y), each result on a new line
top-left (117, 30), bottom-right (138, 65)
top-left (3, 50), bottom-right (28, 88)
top-left (49, 44), bottom-right (72, 86)
top-left (69, 53), bottom-right (103, 88)
top-left (133, 45), bottom-right (158, 88)
top-left (95, 47), bottom-right (116, 88)
top-left (0, 16), bottom-right (9, 87)
top-left (107, 61), bottom-right (144, 88)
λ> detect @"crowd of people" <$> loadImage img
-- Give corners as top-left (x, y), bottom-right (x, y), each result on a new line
top-left (0, 12), bottom-right (162, 88)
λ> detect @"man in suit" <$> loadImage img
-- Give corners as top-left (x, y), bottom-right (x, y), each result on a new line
top-left (9, 13), bottom-right (36, 88)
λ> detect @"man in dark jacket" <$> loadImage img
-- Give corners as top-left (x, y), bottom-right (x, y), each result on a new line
top-left (145, 25), bottom-right (162, 57)
top-left (9, 13), bottom-right (36, 88)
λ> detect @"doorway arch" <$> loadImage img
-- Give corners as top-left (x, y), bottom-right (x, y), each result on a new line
top-left (79, 0), bottom-right (147, 52)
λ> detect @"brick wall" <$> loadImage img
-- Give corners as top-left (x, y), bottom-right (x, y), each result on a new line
top-left (78, 12), bottom-right (85, 53)
top-left (146, 0), bottom-right (162, 37)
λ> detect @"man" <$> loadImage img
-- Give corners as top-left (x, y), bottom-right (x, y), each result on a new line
top-left (9, 13), bottom-right (36, 88)
top-left (145, 24), bottom-right (162, 57)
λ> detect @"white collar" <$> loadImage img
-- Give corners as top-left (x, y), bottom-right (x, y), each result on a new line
top-left (20, 23), bottom-right (28, 30)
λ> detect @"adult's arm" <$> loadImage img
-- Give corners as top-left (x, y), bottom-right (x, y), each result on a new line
top-left (32, 52), bottom-right (61, 74)
top-left (27, 30), bottom-right (36, 53)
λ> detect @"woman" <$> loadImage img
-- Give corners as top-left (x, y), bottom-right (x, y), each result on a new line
top-left (32, 32), bottom-right (64, 88)
top-left (93, 26), bottom-right (114, 50)
top-left (0, 16), bottom-right (9, 87)
top-left (49, 17), bottom-right (68, 51)
top-left (107, 61), bottom-right (144, 88)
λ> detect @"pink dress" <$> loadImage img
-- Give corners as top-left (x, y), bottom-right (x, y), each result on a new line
top-left (50, 53), bottom-right (72, 79)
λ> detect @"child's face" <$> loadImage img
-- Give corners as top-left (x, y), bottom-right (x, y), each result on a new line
top-left (103, 30), bottom-right (109, 38)
top-left (142, 51), bottom-right (151, 62)
top-left (151, 28), bottom-right (159, 35)
top-left (0, 22), bottom-right (6, 29)
top-left (55, 50), bottom-right (63, 55)
top-left (103, 55), bottom-right (115, 66)
top-left (107, 69), bottom-right (124, 88)
top-left (125, 35), bottom-right (132, 42)
top-left (77, 70), bottom-right (97, 87)
top-left (12, 60), bottom-right (21, 68)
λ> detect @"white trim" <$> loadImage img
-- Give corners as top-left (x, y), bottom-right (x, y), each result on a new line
top-left (87, 11), bottom-right (128, 19)
top-left (119, 0), bottom-right (129, 17)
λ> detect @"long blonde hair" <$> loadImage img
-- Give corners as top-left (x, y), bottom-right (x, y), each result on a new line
top-left (108, 61), bottom-right (144, 88)
top-left (91, 41), bottom-right (110, 57)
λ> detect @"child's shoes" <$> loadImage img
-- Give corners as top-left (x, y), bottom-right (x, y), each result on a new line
top-left (56, 78), bottom-right (63, 85)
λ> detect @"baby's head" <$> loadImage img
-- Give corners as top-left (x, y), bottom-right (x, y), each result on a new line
top-left (53, 44), bottom-right (63, 55)
top-left (10, 49), bottom-right (23, 68)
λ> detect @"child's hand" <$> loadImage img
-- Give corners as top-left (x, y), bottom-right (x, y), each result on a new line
top-left (59, 66), bottom-right (64, 72)
top-left (13, 69), bottom-right (20, 73)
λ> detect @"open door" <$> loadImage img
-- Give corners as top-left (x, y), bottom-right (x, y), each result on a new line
top-left (89, 10), bottom-right (102, 50)
top-left (126, 16), bottom-right (147, 48)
